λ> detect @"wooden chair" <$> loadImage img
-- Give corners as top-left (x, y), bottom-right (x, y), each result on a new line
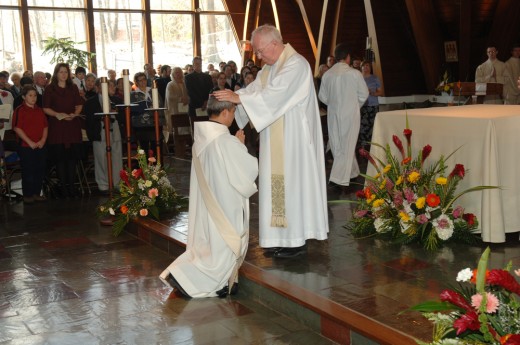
top-left (171, 113), bottom-right (192, 158)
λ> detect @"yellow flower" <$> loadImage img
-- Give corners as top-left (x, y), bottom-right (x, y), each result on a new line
top-left (374, 172), bottom-right (381, 179)
top-left (399, 211), bottom-right (410, 222)
top-left (396, 176), bottom-right (403, 186)
top-left (436, 177), bottom-right (447, 185)
top-left (383, 164), bottom-right (391, 173)
top-left (367, 194), bottom-right (376, 204)
top-left (379, 179), bottom-right (387, 189)
top-left (408, 171), bottom-right (420, 183)
top-left (144, 180), bottom-right (153, 187)
top-left (372, 198), bottom-right (384, 208)
top-left (415, 197), bottom-right (426, 209)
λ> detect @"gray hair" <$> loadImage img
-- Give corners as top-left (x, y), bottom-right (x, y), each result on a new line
top-left (251, 24), bottom-right (283, 44)
top-left (207, 95), bottom-right (234, 117)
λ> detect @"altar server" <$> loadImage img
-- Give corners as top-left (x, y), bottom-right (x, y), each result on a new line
top-left (160, 95), bottom-right (258, 298)
top-left (319, 42), bottom-right (369, 186)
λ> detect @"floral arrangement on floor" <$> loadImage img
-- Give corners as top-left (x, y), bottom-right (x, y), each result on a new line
top-left (409, 247), bottom-right (520, 345)
top-left (348, 120), bottom-right (497, 251)
top-left (98, 148), bottom-right (187, 236)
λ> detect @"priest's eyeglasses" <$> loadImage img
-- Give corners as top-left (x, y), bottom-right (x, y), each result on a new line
top-left (254, 41), bottom-right (273, 57)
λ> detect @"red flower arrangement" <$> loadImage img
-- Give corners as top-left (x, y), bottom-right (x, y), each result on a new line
top-left (410, 248), bottom-right (520, 344)
top-left (348, 122), bottom-right (497, 250)
top-left (98, 148), bottom-right (187, 236)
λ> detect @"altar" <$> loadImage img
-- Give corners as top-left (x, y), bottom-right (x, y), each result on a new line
top-left (367, 104), bottom-right (520, 243)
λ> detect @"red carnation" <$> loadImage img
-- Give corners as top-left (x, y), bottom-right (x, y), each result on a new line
top-left (449, 164), bottom-right (465, 179)
top-left (502, 334), bottom-right (520, 345)
top-left (119, 169), bottom-right (131, 187)
top-left (403, 128), bottom-right (412, 149)
top-left (453, 311), bottom-right (480, 335)
top-left (132, 168), bottom-right (144, 179)
top-left (487, 269), bottom-right (520, 295)
top-left (355, 190), bottom-right (365, 199)
top-left (392, 135), bottom-right (405, 159)
top-left (440, 289), bottom-right (473, 311)
top-left (463, 213), bottom-right (476, 227)
top-left (421, 145), bottom-right (432, 164)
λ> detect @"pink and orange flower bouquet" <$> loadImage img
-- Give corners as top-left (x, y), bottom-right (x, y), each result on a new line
top-left (98, 148), bottom-right (187, 236)
top-left (347, 120), bottom-right (497, 250)
top-left (409, 247), bottom-right (520, 344)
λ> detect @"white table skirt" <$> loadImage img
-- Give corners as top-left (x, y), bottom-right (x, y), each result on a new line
top-left (367, 104), bottom-right (520, 243)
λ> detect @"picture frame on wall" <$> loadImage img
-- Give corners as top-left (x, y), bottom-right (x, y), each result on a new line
top-left (444, 41), bottom-right (458, 62)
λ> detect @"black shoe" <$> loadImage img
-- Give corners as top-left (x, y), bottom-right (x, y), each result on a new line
top-left (216, 286), bottom-right (229, 298)
top-left (165, 274), bottom-right (191, 298)
top-left (263, 247), bottom-right (281, 253)
top-left (273, 245), bottom-right (307, 258)
top-left (216, 283), bottom-right (239, 298)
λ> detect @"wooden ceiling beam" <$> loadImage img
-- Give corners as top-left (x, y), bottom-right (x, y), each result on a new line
top-left (405, 0), bottom-right (443, 93)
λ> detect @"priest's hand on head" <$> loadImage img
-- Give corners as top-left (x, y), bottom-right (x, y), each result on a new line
top-left (213, 89), bottom-right (241, 104)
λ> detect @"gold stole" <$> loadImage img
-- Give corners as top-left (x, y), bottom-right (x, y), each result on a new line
top-left (260, 43), bottom-right (297, 228)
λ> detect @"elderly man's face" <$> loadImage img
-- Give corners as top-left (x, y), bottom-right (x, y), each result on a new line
top-left (253, 34), bottom-right (277, 65)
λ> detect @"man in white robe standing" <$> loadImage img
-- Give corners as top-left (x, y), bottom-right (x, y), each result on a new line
top-left (160, 96), bottom-right (258, 298)
top-left (318, 43), bottom-right (369, 187)
top-left (214, 24), bottom-right (329, 258)
top-left (504, 44), bottom-right (520, 104)
top-left (475, 45), bottom-right (506, 104)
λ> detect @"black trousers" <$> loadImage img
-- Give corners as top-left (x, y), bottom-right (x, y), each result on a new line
top-left (18, 146), bottom-right (47, 197)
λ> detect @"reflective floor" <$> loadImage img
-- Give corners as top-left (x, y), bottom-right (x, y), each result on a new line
top-left (1, 155), bottom-right (519, 344)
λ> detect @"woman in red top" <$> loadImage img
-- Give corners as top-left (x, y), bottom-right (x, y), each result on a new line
top-left (43, 63), bottom-right (84, 198)
top-left (12, 86), bottom-right (48, 204)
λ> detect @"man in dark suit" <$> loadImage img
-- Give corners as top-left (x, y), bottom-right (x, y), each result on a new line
top-left (185, 57), bottom-right (213, 117)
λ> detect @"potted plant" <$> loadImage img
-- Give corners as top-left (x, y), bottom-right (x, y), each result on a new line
top-left (42, 37), bottom-right (96, 70)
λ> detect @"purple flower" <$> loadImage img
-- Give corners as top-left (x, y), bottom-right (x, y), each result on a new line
top-left (416, 214), bottom-right (429, 224)
top-left (452, 205), bottom-right (464, 219)
top-left (354, 210), bottom-right (369, 218)
top-left (404, 188), bottom-right (415, 203)
top-left (392, 191), bottom-right (404, 207)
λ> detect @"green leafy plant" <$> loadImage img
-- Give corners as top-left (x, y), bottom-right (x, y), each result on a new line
top-left (42, 37), bottom-right (96, 70)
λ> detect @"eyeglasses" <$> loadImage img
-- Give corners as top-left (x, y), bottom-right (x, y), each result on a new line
top-left (137, 78), bottom-right (147, 82)
top-left (254, 41), bottom-right (273, 56)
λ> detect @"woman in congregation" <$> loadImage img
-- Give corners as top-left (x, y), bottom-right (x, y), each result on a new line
top-left (164, 67), bottom-right (189, 138)
top-left (130, 72), bottom-right (163, 155)
top-left (12, 86), bottom-right (48, 204)
top-left (359, 60), bottom-right (383, 150)
top-left (233, 66), bottom-right (251, 90)
top-left (43, 63), bottom-right (85, 198)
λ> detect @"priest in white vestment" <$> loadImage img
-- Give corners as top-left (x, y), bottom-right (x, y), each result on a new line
top-left (160, 96), bottom-right (258, 298)
top-left (504, 45), bottom-right (520, 104)
top-left (318, 43), bottom-right (369, 187)
top-left (214, 24), bottom-right (329, 258)
top-left (475, 46), bottom-right (506, 104)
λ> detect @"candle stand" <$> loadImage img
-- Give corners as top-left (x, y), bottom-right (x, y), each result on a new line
top-left (116, 104), bottom-right (139, 169)
top-left (145, 107), bottom-right (166, 165)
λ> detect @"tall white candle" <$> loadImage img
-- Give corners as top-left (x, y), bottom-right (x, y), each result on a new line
top-left (152, 82), bottom-right (159, 109)
top-left (123, 69), bottom-right (130, 105)
top-left (101, 77), bottom-right (110, 114)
